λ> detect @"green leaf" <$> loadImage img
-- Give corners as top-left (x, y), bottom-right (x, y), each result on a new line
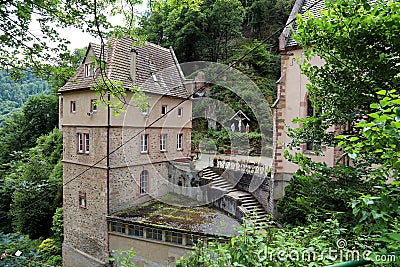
top-left (376, 90), bottom-right (387, 95)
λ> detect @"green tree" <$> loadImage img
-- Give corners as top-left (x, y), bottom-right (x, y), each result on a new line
top-left (9, 129), bottom-right (62, 239)
top-left (288, 0), bottom-right (400, 149)
top-left (140, 0), bottom-right (245, 62)
top-left (20, 94), bottom-right (59, 148)
top-left (278, 0), bottom-right (400, 262)
top-left (51, 207), bottom-right (64, 244)
top-left (0, 70), bottom-right (50, 124)
top-left (0, 0), bottom-right (142, 75)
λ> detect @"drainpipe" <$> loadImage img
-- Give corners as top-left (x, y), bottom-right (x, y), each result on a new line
top-left (106, 93), bottom-right (111, 266)
top-left (107, 92), bottom-right (111, 215)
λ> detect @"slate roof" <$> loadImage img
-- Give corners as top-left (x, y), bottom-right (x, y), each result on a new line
top-left (279, 0), bottom-right (326, 50)
top-left (60, 37), bottom-right (189, 99)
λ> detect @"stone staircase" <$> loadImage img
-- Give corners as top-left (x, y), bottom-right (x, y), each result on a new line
top-left (202, 167), bottom-right (271, 229)
top-left (203, 167), bottom-right (235, 191)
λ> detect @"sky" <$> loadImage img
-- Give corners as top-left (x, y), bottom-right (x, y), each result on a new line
top-left (30, 1), bottom-right (149, 52)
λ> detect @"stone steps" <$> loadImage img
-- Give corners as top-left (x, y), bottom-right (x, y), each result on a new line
top-left (202, 167), bottom-right (272, 229)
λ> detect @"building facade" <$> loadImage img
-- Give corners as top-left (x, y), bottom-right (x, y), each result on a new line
top-left (59, 37), bottom-right (193, 266)
top-left (272, 0), bottom-right (341, 201)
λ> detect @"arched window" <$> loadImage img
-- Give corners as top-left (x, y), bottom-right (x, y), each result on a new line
top-left (140, 170), bottom-right (149, 194)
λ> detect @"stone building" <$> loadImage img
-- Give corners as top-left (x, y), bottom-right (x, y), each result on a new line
top-left (59, 37), bottom-right (196, 266)
top-left (59, 36), bottom-right (275, 266)
top-left (272, 0), bottom-right (341, 201)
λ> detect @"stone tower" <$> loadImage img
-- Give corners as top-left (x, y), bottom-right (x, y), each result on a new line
top-left (59, 37), bottom-right (192, 266)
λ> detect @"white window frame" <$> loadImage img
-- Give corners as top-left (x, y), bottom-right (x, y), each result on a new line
top-left (161, 105), bottom-right (167, 115)
top-left (140, 134), bottom-right (149, 153)
top-left (71, 101), bottom-right (76, 113)
top-left (160, 134), bottom-right (167, 152)
top-left (84, 133), bottom-right (90, 153)
top-left (151, 73), bottom-right (158, 82)
top-left (140, 170), bottom-right (149, 194)
top-left (178, 107), bottom-right (183, 117)
top-left (78, 133), bottom-right (83, 153)
top-left (177, 133), bottom-right (183, 151)
top-left (85, 63), bottom-right (94, 77)
top-left (78, 133), bottom-right (90, 154)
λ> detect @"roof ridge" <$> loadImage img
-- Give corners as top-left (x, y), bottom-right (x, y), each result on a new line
top-left (145, 41), bottom-right (170, 52)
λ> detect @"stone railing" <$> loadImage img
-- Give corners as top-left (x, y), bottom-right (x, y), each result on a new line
top-left (211, 157), bottom-right (271, 176)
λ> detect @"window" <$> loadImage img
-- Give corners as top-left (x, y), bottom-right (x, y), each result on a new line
top-left (177, 133), bottom-right (183, 150)
top-left (146, 228), bottom-right (162, 241)
top-left (151, 73), bottom-right (158, 82)
top-left (140, 170), bottom-right (148, 194)
top-left (70, 101), bottom-right (76, 113)
top-left (166, 231), bottom-right (183, 245)
top-left (128, 225), bottom-right (144, 237)
top-left (77, 133), bottom-right (90, 153)
top-left (140, 134), bottom-right (149, 153)
top-left (161, 105), bottom-right (167, 115)
top-left (186, 235), bottom-right (201, 246)
top-left (84, 133), bottom-right (90, 153)
top-left (90, 99), bottom-right (97, 112)
top-left (178, 107), bottom-right (183, 117)
top-left (85, 63), bottom-right (94, 77)
top-left (160, 134), bottom-right (167, 151)
top-left (78, 133), bottom-right (83, 153)
top-left (79, 191), bottom-right (86, 208)
top-left (111, 222), bottom-right (126, 234)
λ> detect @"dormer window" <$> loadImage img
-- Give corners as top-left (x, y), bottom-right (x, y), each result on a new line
top-left (178, 108), bottom-right (183, 117)
top-left (70, 101), bottom-right (76, 113)
top-left (85, 63), bottom-right (94, 77)
top-left (161, 105), bottom-right (167, 115)
top-left (152, 73), bottom-right (158, 82)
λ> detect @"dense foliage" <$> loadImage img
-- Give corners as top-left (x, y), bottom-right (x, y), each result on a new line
top-left (140, 0), bottom-right (294, 62)
top-left (0, 94), bottom-right (59, 167)
top-left (0, 71), bottom-right (49, 124)
top-left (178, 218), bottom-right (365, 266)
top-left (140, 0), bottom-right (288, 104)
top-left (287, 0), bottom-right (400, 149)
top-left (140, 0), bottom-right (285, 157)
top-left (180, 0), bottom-right (400, 266)
top-left (0, 0), bottom-right (141, 74)
top-left (0, 209), bottom-right (63, 267)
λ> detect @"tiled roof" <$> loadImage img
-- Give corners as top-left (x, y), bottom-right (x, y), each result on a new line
top-left (280, 0), bottom-right (326, 50)
top-left (60, 37), bottom-right (189, 99)
top-left (89, 42), bottom-right (103, 60)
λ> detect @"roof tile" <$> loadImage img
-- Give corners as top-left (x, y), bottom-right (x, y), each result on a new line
top-left (60, 37), bottom-right (188, 99)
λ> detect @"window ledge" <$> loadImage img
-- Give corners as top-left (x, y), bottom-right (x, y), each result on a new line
top-left (303, 150), bottom-right (316, 155)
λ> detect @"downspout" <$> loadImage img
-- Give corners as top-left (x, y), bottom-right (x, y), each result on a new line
top-left (107, 92), bottom-right (110, 216)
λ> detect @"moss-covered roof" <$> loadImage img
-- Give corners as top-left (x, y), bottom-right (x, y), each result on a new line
top-left (111, 193), bottom-right (240, 236)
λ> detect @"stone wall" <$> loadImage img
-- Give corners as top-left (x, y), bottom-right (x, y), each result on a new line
top-left (109, 233), bottom-right (193, 267)
top-left (63, 162), bottom-right (109, 264)
top-left (216, 168), bottom-right (272, 213)
top-left (63, 243), bottom-right (106, 267)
